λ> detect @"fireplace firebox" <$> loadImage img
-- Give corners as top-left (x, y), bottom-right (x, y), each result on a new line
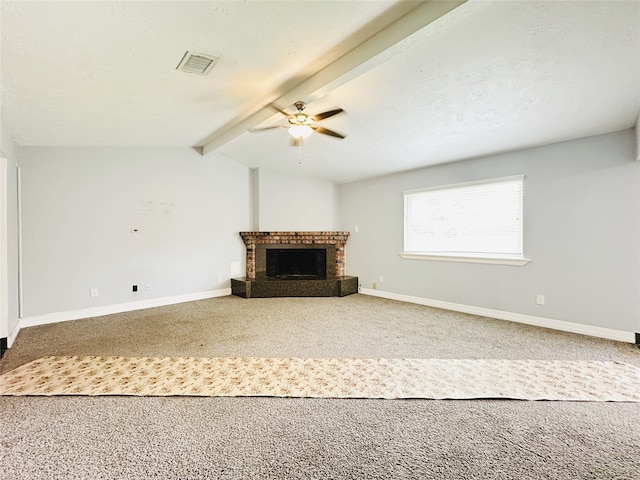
top-left (231, 231), bottom-right (358, 298)
top-left (266, 248), bottom-right (326, 279)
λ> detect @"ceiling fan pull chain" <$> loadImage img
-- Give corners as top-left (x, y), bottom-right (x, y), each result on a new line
top-left (298, 140), bottom-right (303, 164)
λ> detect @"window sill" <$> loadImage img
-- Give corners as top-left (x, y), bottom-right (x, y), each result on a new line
top-left (399, 252), bottom-right (531, 266)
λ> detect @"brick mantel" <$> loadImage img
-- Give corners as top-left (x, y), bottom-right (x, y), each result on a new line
top-left (239, 231), bottom-right (350, 279)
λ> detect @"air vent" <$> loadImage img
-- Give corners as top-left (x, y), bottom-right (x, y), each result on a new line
top-left (176, 51), bottom-right (218, 75)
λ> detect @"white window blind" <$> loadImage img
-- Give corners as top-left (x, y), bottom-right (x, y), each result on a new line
top-left (403, 175), bottom-right (524, 260)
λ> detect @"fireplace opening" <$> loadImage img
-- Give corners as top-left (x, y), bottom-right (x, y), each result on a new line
top-left (266, 248), bottom-right (327, 279)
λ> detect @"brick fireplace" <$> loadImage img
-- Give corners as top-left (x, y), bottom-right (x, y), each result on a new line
top-left (231, 231), bottom-right (358, 298)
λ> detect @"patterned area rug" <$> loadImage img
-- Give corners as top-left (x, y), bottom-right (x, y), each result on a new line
top-left (1, 356), bottom-right (639, 401)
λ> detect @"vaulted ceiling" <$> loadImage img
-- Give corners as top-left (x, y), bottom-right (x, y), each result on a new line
top-left (2, 1), bottom-right (638, 183)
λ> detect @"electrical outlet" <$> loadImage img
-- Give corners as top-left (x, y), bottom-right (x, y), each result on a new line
top-left (379, 276), bottom-right (384, 283)
top-left (132, 285), bottom-right (138, 292)
top-left (536, 294), bottom-right (545, 305)
top-left (90, 288), bottom-right (98, 298)
top-left (145, 284), bottom-right (151, 291)
top-left (372, 282), bottom-right (377, 290)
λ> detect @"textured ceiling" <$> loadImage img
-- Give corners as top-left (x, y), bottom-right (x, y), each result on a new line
top-left (1, 0), bottom-right (398, 146)
top-left (2, 1), bottom-right (639, 183)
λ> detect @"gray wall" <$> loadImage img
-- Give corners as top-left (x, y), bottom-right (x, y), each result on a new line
top-left (9, 130), bottom-right (640, 335)
top-left (338, 129), bottom-right (640, 333)
top-left (18, 147), bottom-right (251, 317)
top-left (254, 168), bottom-right (338, 231)
top-left (11, 148), bottom-right (347, 320)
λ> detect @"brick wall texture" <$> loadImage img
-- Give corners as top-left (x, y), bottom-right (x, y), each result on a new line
top-left (240, 232), bottom-right (350, 279)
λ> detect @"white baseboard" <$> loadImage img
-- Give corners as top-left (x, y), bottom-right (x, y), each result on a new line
top-left (8, 288), bottom-right (231, 347)
top-left (360, 288), bottom-right (636, 344)
top-left (7, 288), bottom-right (635, 348)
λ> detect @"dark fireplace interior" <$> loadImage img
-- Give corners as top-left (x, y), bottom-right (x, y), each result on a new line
top-left (266, 248), bottom-right (327, 279)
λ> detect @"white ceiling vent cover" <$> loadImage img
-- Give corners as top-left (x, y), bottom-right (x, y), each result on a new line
top-left (176, 51), bottom-right (219, 75)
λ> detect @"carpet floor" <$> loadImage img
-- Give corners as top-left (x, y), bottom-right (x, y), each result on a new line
top-left (1, 294), bottom-right (639, 479)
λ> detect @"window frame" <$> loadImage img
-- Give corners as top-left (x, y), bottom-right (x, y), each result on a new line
top-left (400, 175), bottom-right (530, 266)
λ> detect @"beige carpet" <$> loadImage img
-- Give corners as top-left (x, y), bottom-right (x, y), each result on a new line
top-left (1, 355), bottom-right (639, 401)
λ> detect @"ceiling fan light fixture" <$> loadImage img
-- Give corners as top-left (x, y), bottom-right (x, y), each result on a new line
top-left (288, 124), bottom-right (314, 139)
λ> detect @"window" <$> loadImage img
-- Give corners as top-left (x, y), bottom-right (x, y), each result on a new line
top-left (402, 175), bottom-right (529, 265)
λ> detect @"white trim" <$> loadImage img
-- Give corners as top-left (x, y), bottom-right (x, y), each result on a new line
top-left (399, 252), bottom-right (531, 266)
top-left (635, 110), bottom-right (639, 161)
top-left (0, 157), bottom-right (7, 338)
top-left (360, 288), bottom-right (635, 344)
top-left (7, 288), bottom-right (231, 347)
top-left (16, 166), bottom-right (23, 319)
top-left (7, 287), bottom-right (634, 348)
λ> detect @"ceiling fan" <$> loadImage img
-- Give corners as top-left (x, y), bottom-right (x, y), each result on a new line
top-left (251, 101), bottom-right (346, 144)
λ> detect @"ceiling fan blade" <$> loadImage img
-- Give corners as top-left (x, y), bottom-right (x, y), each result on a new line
top-left (270, 104), bottom-right (292, 117)
top-left (312, 108), bottom-right (344, 121)
top-left (313, 126), bottom-right (346, 139)
top-left (250, 125), bottom-right (285, 132)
